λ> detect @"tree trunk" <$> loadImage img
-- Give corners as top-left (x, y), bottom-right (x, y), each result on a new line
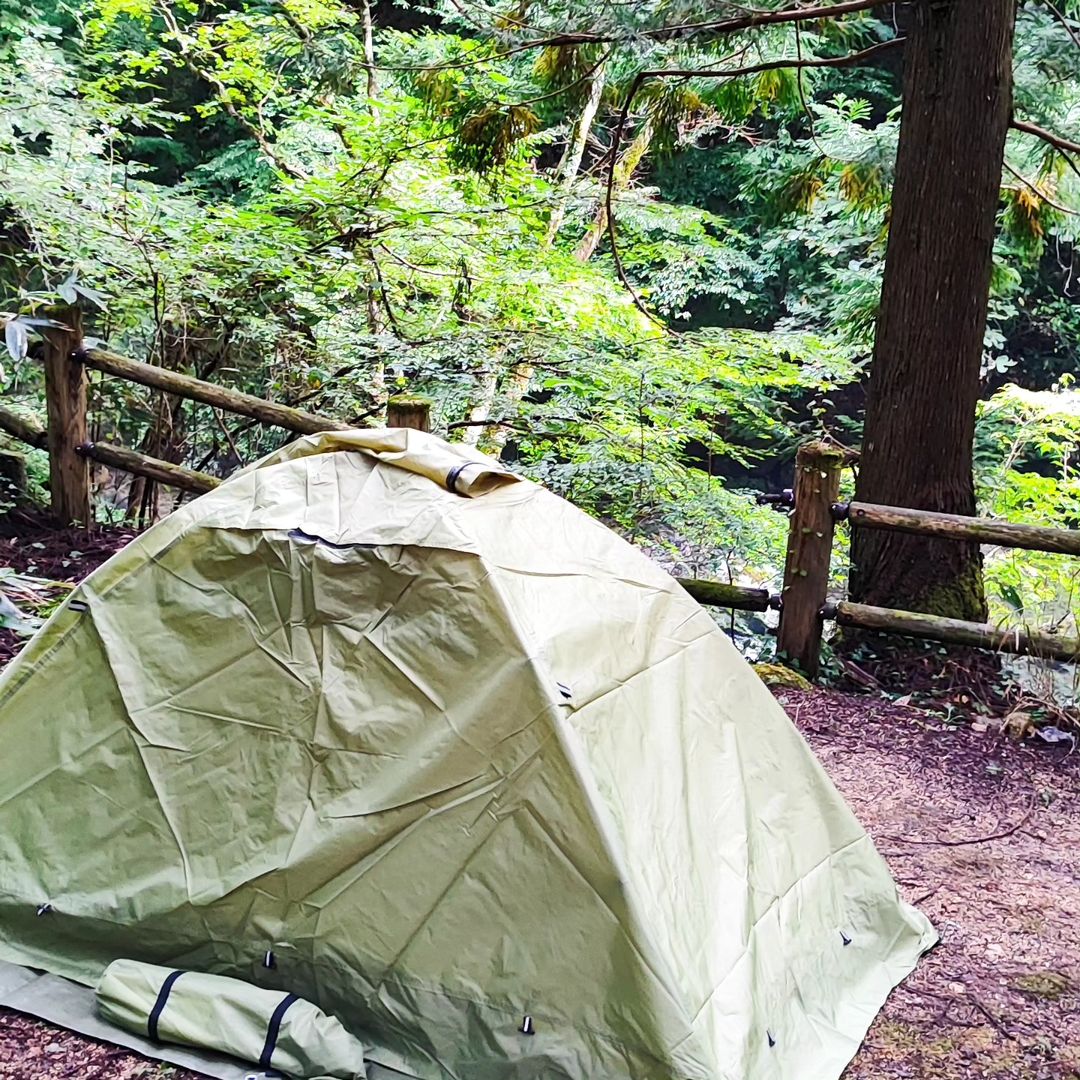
top-left (543, 64), bottom-right (606, 249)
top-left (362, 0), bottom-right (378, 115)
top-left (849, 0), bottom-right (1016, 619)
top-left (574, 118), bottom-right (653, 263)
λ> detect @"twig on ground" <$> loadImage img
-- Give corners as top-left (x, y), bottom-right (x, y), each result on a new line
top-left (840, 658), bottom-right (882, 689)
top-left (965, 988), bottom-right (1017, 1041)
top-left (883, 788), bottom-right (1037, 848)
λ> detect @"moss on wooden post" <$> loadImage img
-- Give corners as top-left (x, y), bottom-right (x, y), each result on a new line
top-left (776, 441), bottom-right (844, 678)
top-left (386, 395), bottom-right (432, 432)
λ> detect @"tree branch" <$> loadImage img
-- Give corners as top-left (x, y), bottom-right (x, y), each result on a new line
top-left (155, 3), bottom-right (308, 181)
top-left (1011, 117), bottom-right (1080, 156)
top-left (603, 37), bottom-right (904, 325)
top-left (1041, 0), bottom-right (1080, 54)
top-left (534, 0), bottom-right (893, 48)
top-left (1002, 161), bottom-right (1078, 216)
top-left (633, 0), bottom-right (894, 44)
top-left (1010, 118), bottom-right (1080, 179)
top-left (375, 0), bottom-right (893, 71)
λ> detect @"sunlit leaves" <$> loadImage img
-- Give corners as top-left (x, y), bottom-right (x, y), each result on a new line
top-left (450, 104), bottom-right (540, 173)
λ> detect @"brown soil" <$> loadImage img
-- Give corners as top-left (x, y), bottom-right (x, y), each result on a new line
top-left (0, 1011), bottom-right (200, 1079)
top-left (782, 687), bottom-right (1080, 1080)
top-left (1, 519), bottom-right (1078, 1079)
top-left (0, 521), bottom-right (136, 666)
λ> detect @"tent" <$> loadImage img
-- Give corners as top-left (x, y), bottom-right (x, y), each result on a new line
top-left (0, 429), bottom-right (935, 1079)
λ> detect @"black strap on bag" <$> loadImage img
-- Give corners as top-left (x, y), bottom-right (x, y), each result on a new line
top-left (147, 971), bottom-right (185, 1042)
top-left (259, 993), bottom-right (300, 1069)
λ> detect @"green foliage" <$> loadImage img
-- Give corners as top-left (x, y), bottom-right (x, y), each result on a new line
top-left (449, 104), bottom-right (541, 173)
top-left (976, 382), bottom-right (1080, 636)
top-left (0, 0), bottom-right (1079, 656)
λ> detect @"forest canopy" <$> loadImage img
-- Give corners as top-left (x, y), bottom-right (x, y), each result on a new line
top-left (1, 0), bottom-right (1079, 653)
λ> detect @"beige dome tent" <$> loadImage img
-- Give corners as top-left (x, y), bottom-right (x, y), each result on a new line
top-left (0, 430), bottom-right (934, 1079)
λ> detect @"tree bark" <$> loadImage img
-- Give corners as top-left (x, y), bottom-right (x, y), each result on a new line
top-left (574, 118), bottom-right (653, 263)
top-left (850, 0), bottom-right (1017, 619)
top-left (42, 308), bottom-right (91, 526)
top-left (543, 64), bottom-right (606, 248)
top-left (362, 0), bottom-right (379, 116)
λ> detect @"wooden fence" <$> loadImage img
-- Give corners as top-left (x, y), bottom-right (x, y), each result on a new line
top-left (773, 441), bottom-right (1080, 676)
top-left (1, 306), bottom-right (1078, 676)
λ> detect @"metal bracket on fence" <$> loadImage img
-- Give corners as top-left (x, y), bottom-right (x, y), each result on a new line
top-left (830, 502), bottom-right (851, 521)
top-left (820, 602), bottom-right (838, 620)
top-left (768, 594), bottom-right (783, 611)
top-left (756, 489), bottom-right (794, 511)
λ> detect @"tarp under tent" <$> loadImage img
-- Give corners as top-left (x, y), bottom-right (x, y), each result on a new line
top-left (0, 429), bottom-right (935, 1080)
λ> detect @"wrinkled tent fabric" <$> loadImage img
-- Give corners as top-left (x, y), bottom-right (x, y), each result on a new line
top-left (97, 959), bottom-right (367, 1078)
top-left (0, 428), bottom-right (935, 1079)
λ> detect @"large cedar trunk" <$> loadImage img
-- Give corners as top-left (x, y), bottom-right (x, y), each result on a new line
top-left (850, 0), bottom-right (1016, 619)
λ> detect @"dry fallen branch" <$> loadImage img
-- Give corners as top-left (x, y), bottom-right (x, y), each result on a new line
top-left (884, 788), bottom-right (1038, 849)
top-left (964, 986), bottom-right (1017, 1042)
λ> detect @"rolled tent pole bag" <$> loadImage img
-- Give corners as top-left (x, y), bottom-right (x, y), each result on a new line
top-left (96, 959), bottom-right (367, 1079)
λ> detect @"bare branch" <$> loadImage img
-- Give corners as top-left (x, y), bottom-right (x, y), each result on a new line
top-left (1012, 117), bottom-right (1080, 155)
top-left (1002, 161), bottom-right (1078, 216)
top-left (1010, 117), bottom-right (1080, 180)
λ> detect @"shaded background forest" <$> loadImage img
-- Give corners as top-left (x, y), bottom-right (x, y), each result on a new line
top-left (1, 0), bottom-right (1079, 663)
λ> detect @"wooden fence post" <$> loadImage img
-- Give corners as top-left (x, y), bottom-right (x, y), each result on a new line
top-left (42, 306), bottom-right (91, 526)
top-left (776, 440), bottom-right (844, 678)
top-left (387, 395), bottom-right (432, 432)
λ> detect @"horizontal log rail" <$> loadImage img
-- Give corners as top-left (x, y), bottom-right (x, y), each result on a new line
top-left (7, 323), bottom-right (1080, 674)
top-left (81, 442), bottom-right (219, 495)
top-left (0, 404), bottom-right (48, 452)
top-left (1, 402), bottom-right (772, 613)
top-left (79, 348), bottom-right (351, 436)
top-left (829, 600), bottom-right (1080, 664)
top-left (837, 499), bottom-right (1080, 557)
top-left (677, 579), bottom-right (773, 611)
top-left (0, 403), bottom-right (218, 495)
top-left (0, 404), bottom-right (767, 607)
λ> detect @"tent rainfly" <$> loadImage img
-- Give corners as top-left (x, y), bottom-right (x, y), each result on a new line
top-left (0, 429), bottom-right (935, 1080)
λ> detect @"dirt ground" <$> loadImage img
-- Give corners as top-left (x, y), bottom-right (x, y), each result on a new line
top-left (0, 525), bottom-right (1078, 1079)
top-left (784, 687), bottom-right (1080, 1080)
